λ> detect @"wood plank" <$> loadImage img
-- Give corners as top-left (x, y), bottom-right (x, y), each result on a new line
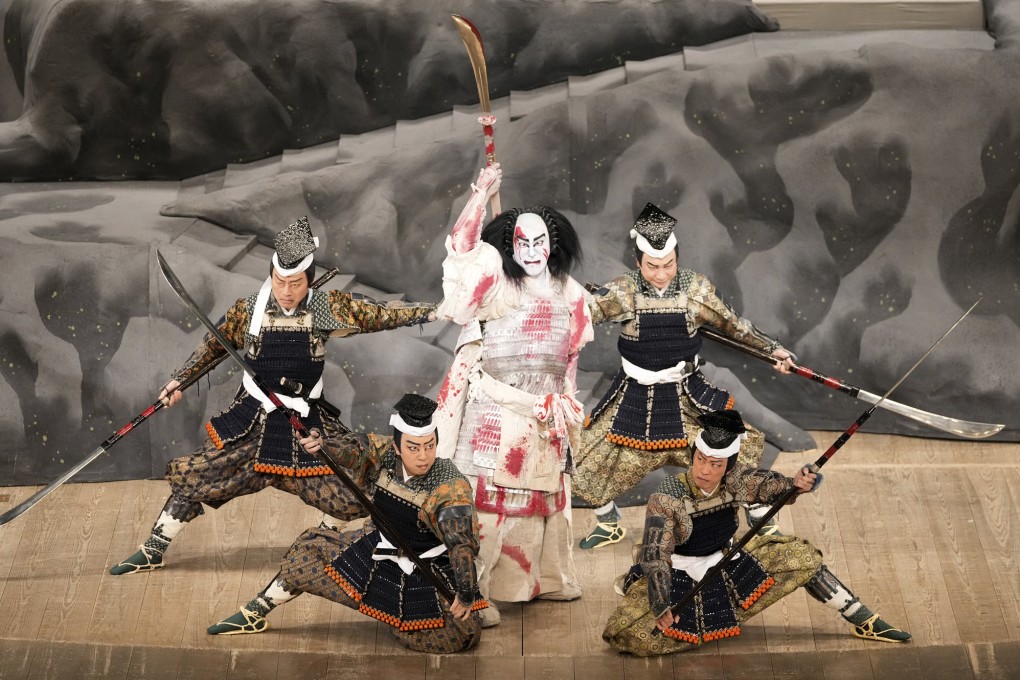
top-left (223, 649), bottom-right (279, 680)
top-left (522, 656), bottom-right (572, 679)
top-left (177, 648), bottom-right (231, 680)
top-left (819, 648), bottom-right (874, 680)
top-left (572, 654), bottom-right (625, 680)
top-left (521, 600), bottom-right (571, 657)
top-left (273, 650), bottom-right (330, 680)
top-left (671, 652), bottom-right (724, 679)
top-left (718, 651), bottom-right (775, 679)
top-left (917, 468), bottom-right (1007, 643)
top-left (124, 644), bottom-right (183, 680)
top-left (0, 483), bottom-right (84, 640)
top-left (25, 640), bottom-right (89, 680)
top-left (769, 650), bottom-right (827, 679)
top-left (475, 656), bottom-right (523, 680)
top-left (621, 655), bottom-right (673, 680)
top-left (471, 601), bottom-right (524, 657)
top-left (965, 468), bottom-right (1020, 641)
top-left (75, 643), bottom-right (133, 680)
top-left (38, 483), bottom-right (125, 641)
top-left (423, 654), bottom-right (475, 680)
top-left (915, 644), bottom-right (974, 680)
top-left (867, 645), bottom-right (923, 680)
top-left (0, 486), bottom-right (35, 605)
top-left (965, 641), bottom-right (1020, 680)
top-left (0, 637), bottom-right (38, 680)
top-left (877, 468), bottom-right (960, 646)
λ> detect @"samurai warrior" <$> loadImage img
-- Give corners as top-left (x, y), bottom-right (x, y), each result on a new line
top-left (110, 217), bottom-right (435, 574)
top-left (207, 394), bottom-right (486, 653)
top-left (603, 409), bottom-right (910, 656)
top-left (576, 203), bottom-right (794, 550)
top-left (435, 164), bottom-right (591, 626)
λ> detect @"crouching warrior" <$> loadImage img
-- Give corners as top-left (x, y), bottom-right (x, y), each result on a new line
top-left (110, 217), bottom-right (435, 574)
top-left (603, 410), bottom-right (910, 656)
top-left (208, 394), bottom-right (488, 653)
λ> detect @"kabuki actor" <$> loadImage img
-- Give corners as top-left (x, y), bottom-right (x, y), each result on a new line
top-left (110, 217), bottom-right (435, 574)
top-left (435, 164), bottom-right (592, 625)
top-left (603, 410), bottom-right (910, 656)
top-left (575, 203), bottom-right (795, 550)
top-left (207, 394), bottom-right (487, 653)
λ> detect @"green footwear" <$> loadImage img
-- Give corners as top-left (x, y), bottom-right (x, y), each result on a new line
top-left (851, 614), bottom-right (911, 643)
top-left (109, 546), bottom-right (164, 575)
top-left (207, 607), bottom-right (269, 635)
top-left (579, 522), bottom-right (626, 550)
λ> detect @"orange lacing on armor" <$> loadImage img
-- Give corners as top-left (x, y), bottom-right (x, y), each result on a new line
top-left (740, 576), bottom-right (775, 610)
top-left (398, 616), bottom-right (446, 632)
top-left (252, 462), bottom-right (333, 477)
top-left (724, 396), bottom-right (736, 410)
top-left (663, 628), bottom-right (700, 644)
top-left (606, 433), bottom-right (687, 450)
top-left (471, 599), bottom-right (490, 611)
top-left (324, 565), bottom-right (363, 602)
top-left (703, 626), bottom-right (741, 642)
top-left (584, 414), bottom-right (591, 428)
top-left (205, 422), bottom-right (225, 450)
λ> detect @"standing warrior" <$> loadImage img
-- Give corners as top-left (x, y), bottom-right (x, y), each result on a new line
top-left (207, 394), bottom-right (486, 653)
top-left (435, 164), bottom-right (591, 624)
top-left (575, 203), bottom-right (794, 550)
top-left (604, 410), bottom-right (910, 655)
top-left (110, 217), bottom-right (435, 574)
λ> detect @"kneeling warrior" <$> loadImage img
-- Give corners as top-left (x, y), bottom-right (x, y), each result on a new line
top-left (208, 394), bottom-right (488, 654)
top-left (577, 204), bottom-right (794, 550)
top-left (603, 410), bottom-right (909, 656)
top-left (110, 217), bottom-right (434, 574)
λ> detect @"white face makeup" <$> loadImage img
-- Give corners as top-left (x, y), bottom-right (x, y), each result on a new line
top-left (512, 213), bottom-right (551, 278)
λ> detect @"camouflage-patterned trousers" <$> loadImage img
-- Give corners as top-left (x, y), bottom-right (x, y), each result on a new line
top-left (574, 397), bottom-right (765, 507)
top-left (279, 526), bottom-right (482, 653)
top-left (603, 534), bottom-right (822, 656)
top-left (163, 429), bottom-right (363, 523)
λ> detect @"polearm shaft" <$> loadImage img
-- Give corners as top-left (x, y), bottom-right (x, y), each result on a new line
top-left (0, 267), bottom-right (341, 528)
top-left (452, 14), bottom-right (501, 216)
top-left (699, 325), bottom-right (1003, 439)
top-left (655, 300), bottom-right (981, 634)
top-left (155, 251), bottom-right (456, 602)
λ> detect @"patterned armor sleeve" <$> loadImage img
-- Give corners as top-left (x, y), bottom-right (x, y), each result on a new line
top-left (586, 275), bottom-right (637, 325)
top-left (171, 297), bottom-right (250, 384)
top-left (640, 492), bottom-right (693, 618)
top-left (725, 464), bottom-right (796, 505)
top-left (687, 272), bottom-right (783, 354)
top-left (321, 432), bottom-right (390, 488)
top-left (426, 478), bottom-right (481, 605)
top-left (326, 290), bottom-right (435, 334)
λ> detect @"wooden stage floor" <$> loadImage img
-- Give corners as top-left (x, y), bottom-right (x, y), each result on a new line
top-left (0, 432), bottom-right (1018, 679)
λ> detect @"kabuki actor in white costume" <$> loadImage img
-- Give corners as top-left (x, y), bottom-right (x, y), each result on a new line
top-left (435, 164), bottom-right (592, 626)
top-left (110, 217), bottom-right (435, 575)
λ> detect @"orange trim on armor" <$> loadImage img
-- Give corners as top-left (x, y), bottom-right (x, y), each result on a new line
top-left (397, 616), bottom-right (446, 632)
top-left (739, 576), bottom-right (776, 610)
top-left (252, 462), bottom-right (334, 477)
top-left (471, 599), bottom-right (490, 611)
top-left (205, 422), bottom-right (225, 450)
top-left (605, 433), bottom-right (688, 451)
top-left (703, 626), bottom-right (741, 642)
top-left (584, 414), bottom-right (591, 428)
top-left (324, 565), bottom-right (363, 602)
top-left (724, 396), bottom-right (736, 410)
top-left (663, 628), bottom-right (701, 644)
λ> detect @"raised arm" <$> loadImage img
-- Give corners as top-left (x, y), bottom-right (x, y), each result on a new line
top-left (450, 164), bottom-right (502, 254)
top-left (327, 290), bottom-right (435, 334)
top-left (163, 297), bottom-right (250, 403)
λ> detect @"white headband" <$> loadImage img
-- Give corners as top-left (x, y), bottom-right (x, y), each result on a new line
top-left (272, 236), bottom-right (320, 276)
top-left (389, 413), bottom-right (437, 437)
top-left (694, 430), bottom-right (747, 459)
top-left (630, 230), bottom-right (677, 259)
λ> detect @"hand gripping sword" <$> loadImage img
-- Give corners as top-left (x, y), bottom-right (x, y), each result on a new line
top-left (653, 299), bottom-right (981, 636)
top-left (698, 325), bottom-right (1003, 439)
top-left (153, 251), bottom-right (457, 602)
top-left (0, 265), bottom-right (340, 528)
top-left (452, 14), bottom-right (501, 216)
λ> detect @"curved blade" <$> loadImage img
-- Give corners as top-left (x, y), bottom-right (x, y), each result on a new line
top-left (452, 14), bottom-right (491, 113)
top-left (855, 389), bottom-right (1003, 438)
top-left (156, 250), bottom-right (254, 381)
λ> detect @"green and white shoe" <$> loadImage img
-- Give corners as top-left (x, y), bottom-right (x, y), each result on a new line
top-left (579, 522), bottom-right (626, 550)
top-left (851, 614), bottom-right (911, 643)
top-left (109, 544), bottom-right (165, 575)
top-left (207, 606), bottom-right (269, 635)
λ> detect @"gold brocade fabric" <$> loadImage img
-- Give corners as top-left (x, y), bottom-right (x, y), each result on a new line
top-left (602, 534), bottom-right (822, 657)
top-left (573, 399), bottom-right (765, 507)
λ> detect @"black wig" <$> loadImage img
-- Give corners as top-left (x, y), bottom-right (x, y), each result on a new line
top-left (480, 206), bottom-right (582, 284)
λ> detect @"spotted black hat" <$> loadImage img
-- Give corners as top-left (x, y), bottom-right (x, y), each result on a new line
top-left (389, 393), bottom-right (439, 435)
top-left (272, 216), bottom-right (319, 273)
top-left (695, 410), bottom-right (747, 458)
top-left (630, 203), bottom-right (678, 257)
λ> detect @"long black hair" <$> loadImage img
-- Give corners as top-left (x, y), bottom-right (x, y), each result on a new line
top-left (480, 206), bottom-right (582, 284)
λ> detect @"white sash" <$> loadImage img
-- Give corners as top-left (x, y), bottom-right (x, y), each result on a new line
top-left (670, 550), bottom-right (739, 582)
top-left (241, 372), bottom-right (322, 418)
top-left (621, 355), bottom-right (698, 386)
top-left (372, 534), bottom-right (448, 575)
